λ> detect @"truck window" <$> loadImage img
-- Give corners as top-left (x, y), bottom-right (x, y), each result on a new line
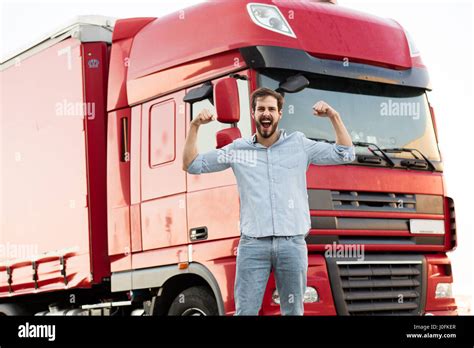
top-left (259, 72), bottom-right (441, 161)
top-left (236, 79), bottom-right (252, 140)
top-left (150, 100), bottom-right (176, 166)
top-left (192, 78), bottom-right (251, 153)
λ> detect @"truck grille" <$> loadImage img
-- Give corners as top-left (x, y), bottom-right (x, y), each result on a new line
top-left (308, 190), bottom-right (443, 215)
top-left (331, 191), bottom-right (416, 212)
top-left (327, 256), bottom-right (425, 315)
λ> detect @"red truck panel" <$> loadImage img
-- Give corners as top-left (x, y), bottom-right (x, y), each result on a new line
top-left (0, 38), bottom-right (110, 297)
top-left (128, 0), bottom-right (413, 83)
top-left (107, 17), bottom-right (156, 112)
top-left (106, 108), bottom-right (132, 273)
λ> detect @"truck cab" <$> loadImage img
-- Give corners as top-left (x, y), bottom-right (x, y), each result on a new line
top-left (106, 0), bottom-right (456, 315)
top-left (0, 0), bottom-right (457, 316)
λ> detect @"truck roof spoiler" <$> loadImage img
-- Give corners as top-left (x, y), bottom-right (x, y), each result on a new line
top-left (0, 15), bottom-right (115, 70)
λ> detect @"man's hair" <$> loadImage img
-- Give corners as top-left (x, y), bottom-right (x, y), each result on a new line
top-left (250, 87), bottom-right (284, 112)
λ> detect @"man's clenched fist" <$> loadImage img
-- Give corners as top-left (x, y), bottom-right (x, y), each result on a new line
top-left (313, 101), bottom-right (339, 119)
top-left (191, 109), bottom-right (216, 126)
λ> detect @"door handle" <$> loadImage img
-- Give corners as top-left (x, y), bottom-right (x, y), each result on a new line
top-left (189, 226), bottom-right (208, 241)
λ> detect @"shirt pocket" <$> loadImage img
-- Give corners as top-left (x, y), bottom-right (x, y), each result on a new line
top-left (277, 147), bottom-right (301, 169)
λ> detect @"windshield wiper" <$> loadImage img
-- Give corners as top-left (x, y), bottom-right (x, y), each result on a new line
top-left (308, 137), bottom-right (335, 144)
top-left (374, 147), bottom-right (436, 171)
top-left (352, 141), bottom-right (395, 167)
top-left (309, 138), bottom-right (395, 167)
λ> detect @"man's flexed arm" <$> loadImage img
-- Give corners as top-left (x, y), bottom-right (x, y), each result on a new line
top-left (182, 109), bottom-right (215, 171)
top-left (303, 101), bottom-right (355, 165)
top-left (313, 101), bottom-right (353, 147)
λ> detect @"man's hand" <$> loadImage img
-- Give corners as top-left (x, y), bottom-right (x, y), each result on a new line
top-left (312, 101), bottom-right (339, 119)
top-left (183, 109), bottom-right (215, 171)
top-left (191, 109), bottom-right (216, 126)
top-left (312, 101), bottom-right (353, 147)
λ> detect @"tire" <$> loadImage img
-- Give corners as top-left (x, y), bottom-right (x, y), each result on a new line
top-left (167, 286), bottom-right (218, 316)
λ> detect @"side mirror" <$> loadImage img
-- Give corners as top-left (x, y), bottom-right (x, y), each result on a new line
top-left (214, 78), bottom-right (240, 123)
top-left (277, 74), bottom-right (309, 93)
top-left (183, 81), bottom-right (213, 104)
top-left (214, 78), bottom-right (241, 148)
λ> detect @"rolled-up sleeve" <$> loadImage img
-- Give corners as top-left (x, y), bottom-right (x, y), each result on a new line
top-left (187, 142), bottom-right (235, 174)
top-left (301, 133), bottom-right (356, 165)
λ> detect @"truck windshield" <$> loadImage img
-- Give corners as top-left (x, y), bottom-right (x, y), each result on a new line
top-left (258, 71), bottom-right (441, 161)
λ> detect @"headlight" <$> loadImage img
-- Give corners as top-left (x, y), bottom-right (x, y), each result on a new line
top-left (272, 289), bottom-right (281, 305)
top-left (247, 3), bottom-right (296, 38)
top-left (435, 283), bottom-right (453, 298)
top-left (272, 287), bottom-right (319, 304)
top-left (304, 287), bottom-right (319, 303)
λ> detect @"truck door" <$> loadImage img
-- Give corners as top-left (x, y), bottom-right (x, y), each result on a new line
top-left (132, 90), bottom-right (188, 267)
top-left (185, 74), bottom-right (252, 243)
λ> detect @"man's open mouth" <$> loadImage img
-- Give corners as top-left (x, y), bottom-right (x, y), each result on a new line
top-left (261, 119), bottom-right (272, 130)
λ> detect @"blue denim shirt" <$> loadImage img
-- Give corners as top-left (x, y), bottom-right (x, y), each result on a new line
top-left (187, 129), bottom-right (355, 237)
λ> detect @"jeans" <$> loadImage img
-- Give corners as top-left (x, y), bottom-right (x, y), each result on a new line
top-left (234, 235), bottom-right (308, 315)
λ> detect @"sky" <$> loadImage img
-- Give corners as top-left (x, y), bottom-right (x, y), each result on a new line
top-left (1, 0), bottom-right (473, 307)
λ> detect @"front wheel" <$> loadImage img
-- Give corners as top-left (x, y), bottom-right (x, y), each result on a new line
top-left (167, 286), bottom-right (218, 316)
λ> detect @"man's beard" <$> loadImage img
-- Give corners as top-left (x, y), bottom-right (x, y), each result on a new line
top-left (256, 117), bottom-right (279, 138)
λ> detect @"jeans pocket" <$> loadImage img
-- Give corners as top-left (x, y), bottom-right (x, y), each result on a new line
top-left (239, 235), bottom-right (256, 245)
top-left (291, 236), bottom-right (307, 246)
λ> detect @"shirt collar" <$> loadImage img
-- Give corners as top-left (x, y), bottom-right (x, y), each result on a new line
top-left (251, 129), bottom-right (287, 145)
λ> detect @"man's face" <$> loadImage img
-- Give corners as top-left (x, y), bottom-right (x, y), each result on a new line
top-left (252, 96), bottom-right (282, 139)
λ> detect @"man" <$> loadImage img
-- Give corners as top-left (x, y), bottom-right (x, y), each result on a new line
top-left (182, 87), bottom-right (355, 315)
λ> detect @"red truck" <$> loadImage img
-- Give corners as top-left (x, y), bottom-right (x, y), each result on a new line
top-left (0, 1), bottom-right (457, 316)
